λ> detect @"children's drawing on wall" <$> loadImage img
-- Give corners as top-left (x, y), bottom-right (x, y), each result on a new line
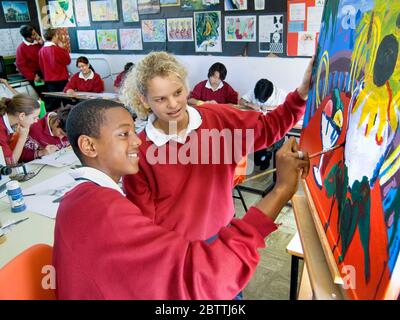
top-left (141, 19), bottom-right (166, 42)
top-left (120, 28), bottom-right (143, 50)
top-left (300, 0), bottom-right (400, 299)
top-left (122, 0), bottom-right (139, 22)
top-left (194, 11), bottom-right (222, 52)
top-left (73, 0), bottom-right (90, 26)
top-left (224, 15), bottom-right (256, 42)
top-left (259, 14), bottom-right (284, 53)
top-left (48, 0), bottom-right (76, 27)
top-left (77, 30), bottom-right (97, 50)
top-left (137, 0), bottom-right (160, 14)
top-left (181, 0), bottom-right (219, 11)
top-left (160, 0), bottom-right (180, 6)
top-left (96, 29), bottom-right (119, 50)
top-left (224, 0), bottom-right (247, 11)
top-left (90, 0), bottom-right (119, 21)
top-left (167, 18), bottom-right (193, 42)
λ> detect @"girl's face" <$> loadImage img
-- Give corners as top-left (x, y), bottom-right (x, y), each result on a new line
top-left (51, 120), bottom-right (66, 139)
top-left (19, 108), bottom-right (40, 128)
top-left (142, 74), bottom-right (189, 132)
top-left (209, 71), bottom-right (221, 88)
top-left (78, 62), bottom-right (90, 75)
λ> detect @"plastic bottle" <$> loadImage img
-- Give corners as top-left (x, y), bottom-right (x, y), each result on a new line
top-left (6, 180), bottom-right (26, 213)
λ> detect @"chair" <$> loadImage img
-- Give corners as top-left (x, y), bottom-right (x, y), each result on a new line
top-left (233, 157), bottom-right (248, 211)
top-left (0, 244), bottom-right (56, 300)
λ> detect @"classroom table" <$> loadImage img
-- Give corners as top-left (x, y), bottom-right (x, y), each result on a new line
top-left (42, 91), bottom-right (120, 102)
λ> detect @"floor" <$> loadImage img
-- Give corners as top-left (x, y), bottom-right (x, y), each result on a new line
top-left (233, 164), bottom-right (304, 300)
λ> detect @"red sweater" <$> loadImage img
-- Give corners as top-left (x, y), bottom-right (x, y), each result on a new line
top-left (190, 80), bottom-right (239, 104)
top-left (53, 182), bottom-right (277, 299)
top-left (38, 44), bottom-right (71, 82)
top-left (0, 115), bottom-right (14, 161)
top-left (123, 90), bottom-right (305, 240)
top-left (113, 71), bottom-right (125, 88)
top-left (64, 72), bottom-right (104, 93)
top-left (16, 42), bottom-right (42, 81)
top-left (20, 113), bottom-right (69, 162)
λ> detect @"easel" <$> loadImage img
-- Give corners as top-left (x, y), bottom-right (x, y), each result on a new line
top-left (291, 180), bottom-right (345, 299)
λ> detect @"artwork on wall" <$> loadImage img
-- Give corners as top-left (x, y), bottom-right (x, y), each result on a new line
top-left (224, 0), bottom-right (247, 11)
top-left (194, 11), bottom-right (222, 52)
top-left (96, 29), bottom-right (118, 49)
top-left (181, 0), bottom-right (219, 11)
top-left (258, 14), bottom-right (284, 53)
top-left (122, 0), bottom-right (139, 22)
top-left (254, 0), bottom-right (264, 11)
top-left (2, 1), bottom-right (30, 23)
top-left (57, 27), bottom-right (71, 52)
top-left (167, 17), bottom-right (193, 42)
top-left (160, 0), bottom-right (180, 6)
top-left (90, 0), bottom-right (119, 21)
top-left (224, 15), bottom-right (256, 42)
top-left (49, 0), bottom-right (76, 27)
top-left (77, 29), bottom-right (97, 50)
top-left (120, 28), bottom-right (143, 50)
top-left (141, 19), bottom-right (166, 42)
top-left (300, 0), bottom-right (400, 299)
top-left (137, 0), bottom-right (160, 15)
top-left (74, 0), bottom-right (90, 26)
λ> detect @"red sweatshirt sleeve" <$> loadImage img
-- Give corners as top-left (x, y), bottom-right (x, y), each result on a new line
top-left (189, 81), bottom-right (205, 100)
top-left (54, 185), bottom-right (277, 299)
top-left (55, 46), bottom-right (71, 66)
top-left (20, 139), bottom-right (36, 163)
top-left (16, 45), bottom-right (35, 80)
top-left (93, 73), bottom-right (104, 93)
top-left (0, 129), bottom-right (13, 161)
top-left (63, 74), bottom-right (77, 92)
top-left (224, 82), bottom-right (239, 104)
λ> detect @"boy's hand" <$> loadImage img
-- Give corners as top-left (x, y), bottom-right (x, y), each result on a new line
top-left (39, 145), bottom-right (58, 157)
top-left (274, 137), bottom-right (310, 199)
top-left (297, 55), bottom-right (315, 100)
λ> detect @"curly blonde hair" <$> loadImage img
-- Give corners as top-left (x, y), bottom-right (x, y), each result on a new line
top-left (120, 51), bottom-right (188, 119)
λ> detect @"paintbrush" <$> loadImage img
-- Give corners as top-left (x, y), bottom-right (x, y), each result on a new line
top-left (242, 142), bottom-right (345, 183)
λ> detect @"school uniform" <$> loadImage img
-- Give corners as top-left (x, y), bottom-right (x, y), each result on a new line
top-left (53, 166), bottom-right (277, 299)
top-left (113, 71), bottom-right (125, 89)
top-left (242, 85), bottom-right (287, 111)
top-left (0, 113), bottom-right (15, 162)
top-left (20, 113), bottom-right (69, 163)
top-left (63, 71), bottom-right (104, 93)
top-left (190, 79), bottom-right (239, 104)
top-left (122, 90), bottom-right (306, 241)
top-left (16, 40), bottom-right (42, 81)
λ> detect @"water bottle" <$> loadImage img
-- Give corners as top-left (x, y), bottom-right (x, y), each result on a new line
top-left (6, 180), bottom-right (26, 213)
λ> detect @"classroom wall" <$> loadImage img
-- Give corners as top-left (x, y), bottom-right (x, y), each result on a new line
top-left (68, 53), bottom-right (311, 96)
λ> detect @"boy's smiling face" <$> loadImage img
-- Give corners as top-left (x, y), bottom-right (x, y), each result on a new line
top-left (89, 108), bottom-right (141, 182)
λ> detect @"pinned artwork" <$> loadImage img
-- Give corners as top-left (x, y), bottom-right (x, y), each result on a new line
top-left (181, 0), bottom-right (219, 11)
top-left (77, 30), bottom-right (97, 50)
top-left (300, 0), bottom-right (400, 299)
top-left (120, 28), bottom-right (143, 50)
top-left (225, 15), bottom-right (256, 42)
top-left (194, 11), bottom-right (222, 52)
top-left (141, 19), bottom-right (166, 42)
top-left (49, 0), bottom-right (76, 27)
top-left (90, 0), bottom-right (119, 21)
top-left (96, 29), bottom-right (118, 50)
top-left (2, 1), bottom-right (30, 23)
top-left (167, 18), bottom-right (193, 42)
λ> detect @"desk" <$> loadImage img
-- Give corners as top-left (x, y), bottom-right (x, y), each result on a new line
top-left (0, 162), bottom-right (74, 268)
top-left (286, 232), bottom-right (305, 300)
top-left (43, 91), bottom-right (119, 102)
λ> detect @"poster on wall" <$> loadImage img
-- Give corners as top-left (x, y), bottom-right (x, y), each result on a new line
top-left (141, 19), bottom-right (166, 42)
top-left (96, 29), bottom-right (119, 50)
top-left (137, 0), bottom-right (160, 15)
top-left (181, 0), bottom-right (219, 11)
top-left (74, 0), bottom-right (90, 26)
top-left (224, 15), bottom-right (256, 42)
top-left (167, 17), bottom-right (193, 42)
top-left (224, 0), bottom-right (247, 11)
top-left (259, 14), bottom-right (284, 53)
top-left (194, 11), bottom-right (222, 52)
top-left (90, 0), bottom-right (119, 21)
top-left (77, 29), bottom-right (97, 50)
top-left (2, 1), bottom-right (30, 23)
top-left (160, 0), bottom-right (180, 6)
top-left (120, 28), bottom-right (143, 50)
top-left (122, 0), bottom-right (139, 22)
top-left (49, 0), bottom-right (76, 27)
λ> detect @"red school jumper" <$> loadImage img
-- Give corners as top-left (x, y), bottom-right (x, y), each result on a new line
top-left (123, 90), bottom-right (306, 241)
top-left (38, 44), bottom-right (70, 82)
top-left (63, 72), bottom-right (104, 93)
top-left (16, 42), bottom-right (42, 81)
top-left (189, 80), bottom-right (239, 104)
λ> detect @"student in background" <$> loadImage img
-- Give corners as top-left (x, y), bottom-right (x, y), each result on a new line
top-left (39, 28), bottom-right (71, 111)
top-left (239, 78), bottom-right (287, 112)
top-left (15, 25), bottom-right (44, 97)
top-left (114, 62), bottom-right (134, 92)
top-left (188, 62), bottom-right (239, 106)
top-left (64, 56), bottom-right (104, 94)
top-left (53, 98), bottom-right (309, 299)
top-left (20, 104), bottom-right (72, 162)
top-left (0, 94), bottom-right (40, 165)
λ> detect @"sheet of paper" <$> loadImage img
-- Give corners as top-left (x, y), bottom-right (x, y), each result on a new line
top-left (307, 6), bottom-right (324, 32)
top-left (29, 149), bottom-right (80, 168)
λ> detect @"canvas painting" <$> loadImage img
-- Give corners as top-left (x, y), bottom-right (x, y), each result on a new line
top-left (224, 0), bottom-right (246, 11)
top-left (194, 11), bottom-right (222, 52)
top-left (2, 1), bottom-right (30, 23)
top-left (96, 29), bottom-right (118, 50)
top-left (141, 19), bottom-right (166, 42)
top-left (181, 0), bottom-right (219, 11)
top-left (137, 0), bottom-right (160, 15)
top-left (90, 0), bottom-right (119, 21)
top-left (167, 18), bottom-right (193, 42)
top-left (300, 0), bottom-right (400, 299)
top-left (77, 30), bottom-right (97, 50)
top-left (120, 28), bottom-right (143, 50)
top-left (122, 0), bottom-right (139, 22)
top-left (225, 15), bottom-right (256, 42)
top-left (49, 0), bottom-right (76, 27)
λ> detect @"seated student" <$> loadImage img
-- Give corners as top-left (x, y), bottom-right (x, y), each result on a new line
top-left (20, 105), bottom-right (72, 162)
top-left (239, 78), bottom-right (287, 112)
top-left (53, 98), bottom-right (309, 299)
top-left (64, 56), bottom-right (104, 94)
top-left (188, 62), bottom-right (239, 106)
top-left (0, 94), bottom-right (40, 165)
top-left (114, 62), bottom-right (134, 92)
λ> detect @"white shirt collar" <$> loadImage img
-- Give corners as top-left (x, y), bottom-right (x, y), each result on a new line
top-left (2, 114), bottom-right (14, 134)
top-left (79, 70), bottom-right (94, 81)
top-left (145, 106), bottom-right (202, 147)
top-left (46, 112), bottom-right (57, 136)
top-left (43, 41), bottom-right (56, 47)
top-left (205, 79), bottom-right (223, 92)
top-left (69, 166), bottom-right (124, 195)
top-left (23, 39), bottom-right (38, 46)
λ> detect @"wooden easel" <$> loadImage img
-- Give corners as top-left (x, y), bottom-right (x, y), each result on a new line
top-left (291, 180), bottom-right (345, 299)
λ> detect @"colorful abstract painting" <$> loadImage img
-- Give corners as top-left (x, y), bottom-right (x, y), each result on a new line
top-left (141, 19), bottom-right (166, 42)
top-left (96, 29), bottom-right (118, 50)
top-left (122, 0), bottom-right (139, 22)
top-left (300, 0), bottom-right (400, 299)
top-left (90, 0), bottom-right (119, 21)
top-left (2, 1), bottom-right (30, 23)
top-left (194, 11), bottom-right (222, 52)
top-left (224, 0), bottom-right (246, 11)
top-left (74, 0), bottom-right (90, 26)
top-left (120, 28), bottom-right (143, 50)
top-left (49, 0), bottom-right (76, 27)
top-left (137, 0), bottom-right (160, 14)
top-left (167, 18), bottom-right (193, 42)
top-left (160, 0), bottom-right (180, 6)
top-left (181, 0), bottom-right (219, 11)
top-left (258, 14), bottom-right (284, 53)
top-left (77, 30), bottom-right (97, 50)
top-left (225, 15), bottom-right (256, 42)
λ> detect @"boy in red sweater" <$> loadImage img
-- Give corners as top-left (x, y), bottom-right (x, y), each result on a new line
top-left (64, 56), bottom-right (104, 94)
top-left (21, 105), bottom-right (72, 162)
top-left (53, 98), bottom-right (309, 299)
top-left (15, 25), bottom-right (44, 97)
